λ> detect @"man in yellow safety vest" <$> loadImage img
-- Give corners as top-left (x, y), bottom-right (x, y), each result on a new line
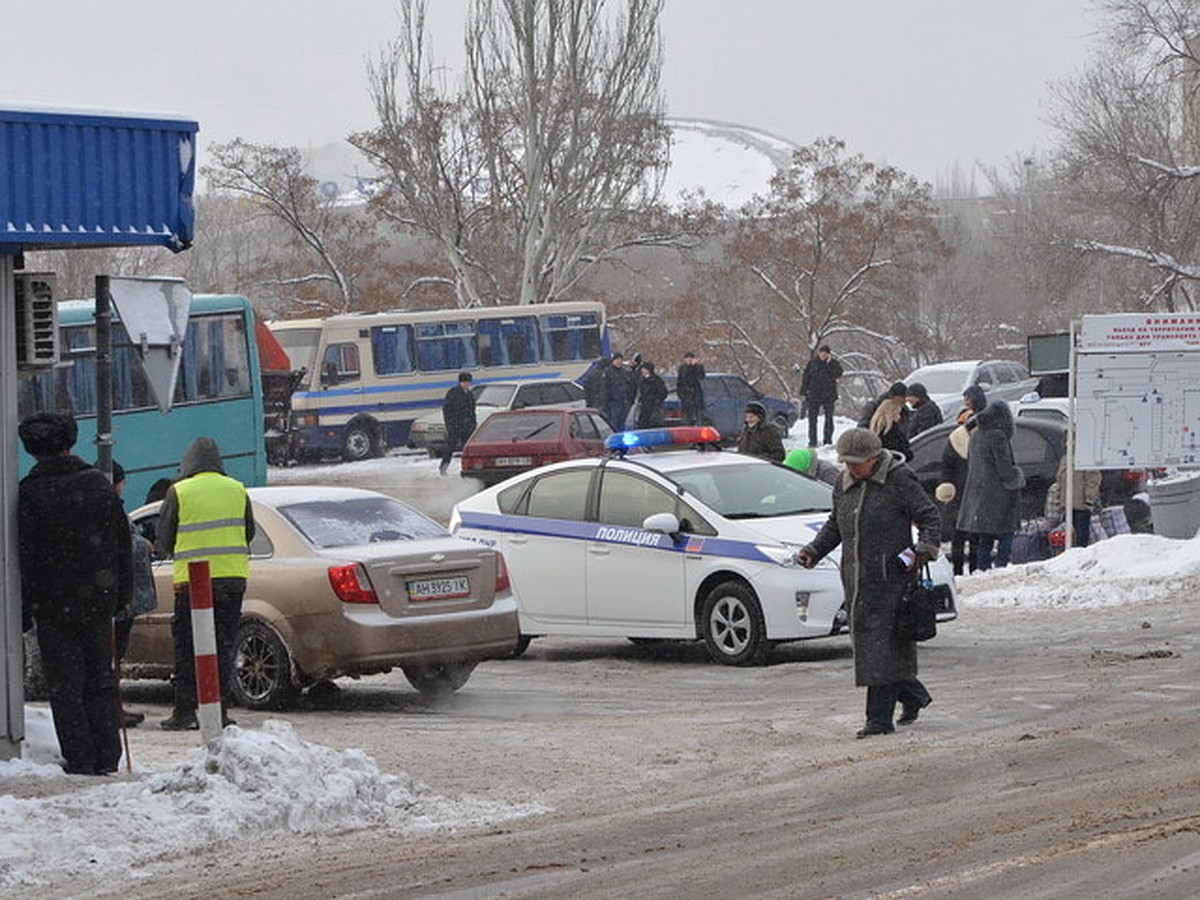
top-left (156, 437), bottom-right (256, 731)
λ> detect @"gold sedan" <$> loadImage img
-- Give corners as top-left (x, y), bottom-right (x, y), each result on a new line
top-left (126, 486), bottom-right (519, 709)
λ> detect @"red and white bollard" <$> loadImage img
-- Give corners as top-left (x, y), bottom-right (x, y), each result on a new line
top-left (188, 560), bottom-right (224, 743)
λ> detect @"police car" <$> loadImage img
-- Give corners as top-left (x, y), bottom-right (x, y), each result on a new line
top-left (450, 426), bottom-right (957, 665)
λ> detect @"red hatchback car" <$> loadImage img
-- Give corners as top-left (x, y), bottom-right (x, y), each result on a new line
top-left (460, 407), bottom-right (614, 486)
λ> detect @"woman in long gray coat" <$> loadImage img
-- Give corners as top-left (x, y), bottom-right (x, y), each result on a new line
top-left (797, 428), bottom-right (942, 738)
top-left (956, 386), bottom-right (1025, 570)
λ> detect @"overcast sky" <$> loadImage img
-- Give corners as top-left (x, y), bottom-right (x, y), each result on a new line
top-left (3, 0), bottom-right (1098, 184)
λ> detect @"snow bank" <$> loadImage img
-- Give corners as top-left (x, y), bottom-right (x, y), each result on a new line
top-left (0, 716), bottom-right (547, 890)
top-left (958, 533), bottom-right (1200, 610)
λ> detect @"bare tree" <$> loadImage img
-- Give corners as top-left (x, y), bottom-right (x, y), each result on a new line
top-left (353, 0), bottom-right (671, 306)
top-left (201, 139), bottom-right (386, 315)
top-left (1051, 0), bottom-right (1200, 311)
top-left (700, 138), bottom-right (947, 399)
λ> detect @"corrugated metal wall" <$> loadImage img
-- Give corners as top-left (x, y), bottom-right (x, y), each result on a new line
top-left (0, 107), bottom-right (198, 252)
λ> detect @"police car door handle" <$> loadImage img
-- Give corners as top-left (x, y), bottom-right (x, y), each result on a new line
top-left (509, 535), bottom-right (529, 546)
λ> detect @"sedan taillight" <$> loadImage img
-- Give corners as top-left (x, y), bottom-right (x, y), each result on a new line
top-left (328, 563), bottom-right (378, 604)
top-left (494, 553), bottom-right (511, 594)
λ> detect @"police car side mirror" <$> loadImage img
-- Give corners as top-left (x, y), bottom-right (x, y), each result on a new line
top-left (643, 512), bottom-right (680, 536)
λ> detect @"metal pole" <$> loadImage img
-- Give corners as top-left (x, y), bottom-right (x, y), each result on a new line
top-left (1, 255), bottom-right (22, 760)
top-left (1065, 319), bottom-right (1077, 550)
top-left (94, 275), bottom-right (113, 480)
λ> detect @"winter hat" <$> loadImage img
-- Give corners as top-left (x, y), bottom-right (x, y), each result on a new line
top-left (887, 381), bottom-right (908, 399)
top-left (835, 427), bottom-right (883, 464)
top-left (745, 401), bottom-right (767, 420)
top-left (111, 461), bottom-right (126, 486)
top-left (18, 412), bottom-right (77, 457)
top-left (935, 482), bottom-right (957, 503)
top-left (783, 447), bottom-right (815, 474)
top-left (642, 361), bottom-right (656, 373)
top-left (949, 424), bottom-right (970, 459)
top-left (818, 344), bottom-right (832, 353)
top-left (907, 383), bottom-right (930, 401)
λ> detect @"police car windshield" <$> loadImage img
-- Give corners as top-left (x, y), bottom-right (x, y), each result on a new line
top-left (669, 463), bottom-right (832, 519)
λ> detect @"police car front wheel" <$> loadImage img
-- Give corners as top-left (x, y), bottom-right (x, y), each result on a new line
top-left (701, 582), bottom-right (767, 666)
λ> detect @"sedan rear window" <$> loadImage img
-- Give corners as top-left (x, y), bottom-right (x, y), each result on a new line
top-left (278, 497), bottom-right (446, 548)
top-left (474, 412), bottom-right (562, 441)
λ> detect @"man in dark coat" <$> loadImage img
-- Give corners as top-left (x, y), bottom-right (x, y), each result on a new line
top-left (583, 357), bottom-right (610, 412)
top-left (858, 381), bottom-right (913, 461)
top-left (956, 386), bottom-right (1025, 570)
top-left (602, 353), bottom-right (636, 429)
top-left (18, 412), bottom-right (132, 775)
top-left (904, 382), bottom-right (944, 438)
top-left (676, 351), bottom-right (707, 426)
top-left (440, 371), bottom-right (478, 475)
top-left (634, 362), bottom-right (668, 428)
top-left (799, 344), bottom-right (843, 447)
top-left (796, 427), bottom-right (941, 738)
top-left (736, 401), bottom-right (786, 462)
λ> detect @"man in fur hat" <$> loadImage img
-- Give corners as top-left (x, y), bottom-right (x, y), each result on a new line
top-left (18, 413), bottom-right (132, 774)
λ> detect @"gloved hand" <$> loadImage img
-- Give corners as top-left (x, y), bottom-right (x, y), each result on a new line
top-left (1091, 497), bottom-right (1104, 514)
top-left (912, 550), bottom-right (932, 572)
top-left (795, 549), bottom-right (817, 569)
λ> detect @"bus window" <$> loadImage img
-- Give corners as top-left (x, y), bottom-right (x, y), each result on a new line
top-left (415, 321), bottom-right (477, 371)
top-left (477, 315), bottom-right (538, 367)
top-left (540, 312), bottom-right (601, 362)
top-left (175, 314), bottom-right (254, 402)
top-left (320, 342), bottom-right (361, 386)
top-left (371, 325), bottom-right (415, 376)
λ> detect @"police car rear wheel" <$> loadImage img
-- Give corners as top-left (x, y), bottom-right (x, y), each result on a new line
top-left (701, 582), bottom-right (767, 666)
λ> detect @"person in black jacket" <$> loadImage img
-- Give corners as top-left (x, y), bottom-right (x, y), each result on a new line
top-left (440, 372), bottom-right (478, 475)
top-left (676, 351), bottom-right (707, 426)
top-left (737, 401), bottom-right (785, 462)
top-left (18, 413), bottom-right (132, 775)
top-left (904, 383), bottom-right (944, 439)
top-left (800, 345), bottom-right (844, 447)
top-left (634, 362), bottom-right (668, 427)
top-left (858, 382), bottom-right (913, 461)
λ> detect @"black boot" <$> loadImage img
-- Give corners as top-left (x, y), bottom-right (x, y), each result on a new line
top-left (160, 709), bottom-right (199, 731)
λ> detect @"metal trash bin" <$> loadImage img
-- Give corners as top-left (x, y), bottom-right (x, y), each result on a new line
top-left (1147, 474), bottom-right (1200, 539)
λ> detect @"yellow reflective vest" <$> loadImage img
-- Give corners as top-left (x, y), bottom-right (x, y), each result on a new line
top-left (171, 472), bottom-right (250, 584)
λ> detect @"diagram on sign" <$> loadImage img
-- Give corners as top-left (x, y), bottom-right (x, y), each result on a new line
top-left (1075, 352), bottom-right (1200, 467)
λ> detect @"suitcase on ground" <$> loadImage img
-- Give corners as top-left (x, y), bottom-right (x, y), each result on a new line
top-left (1012, 520), bottom-right (1053, 564)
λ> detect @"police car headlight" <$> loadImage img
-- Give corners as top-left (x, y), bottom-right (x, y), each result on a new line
top-left (757, 545), bottom-right (800, 567)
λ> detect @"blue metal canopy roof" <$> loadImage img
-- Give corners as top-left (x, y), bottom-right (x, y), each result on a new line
top-left (0, 105), bottom-right (198, 253)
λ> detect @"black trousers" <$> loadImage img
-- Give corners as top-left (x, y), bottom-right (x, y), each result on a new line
top-left (440, 428), bottom-right (472, 471)
top-left (36, 615), bottom-right (122, 775)
top-left (171, 578), bottom-right (245, 712)
top-left (865, 679), bottom-right (931, 729)
top-left (806, 399), bottom-right (836, 446)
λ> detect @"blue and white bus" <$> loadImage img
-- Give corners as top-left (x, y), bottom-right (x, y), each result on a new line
top-left (269, 301), bottom-right (610, 462)
top-left (18, 293), bottom-right (268, 508)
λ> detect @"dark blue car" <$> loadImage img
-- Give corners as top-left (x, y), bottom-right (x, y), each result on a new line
top-left (637, 373), bottom-right (797, 443)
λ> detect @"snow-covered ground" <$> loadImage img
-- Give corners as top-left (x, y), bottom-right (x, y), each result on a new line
top-left (4, 414), bottom-right (1198, 892)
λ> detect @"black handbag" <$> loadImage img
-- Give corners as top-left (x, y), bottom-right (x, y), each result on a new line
top-left (897, 565), bottom-right (946, 642)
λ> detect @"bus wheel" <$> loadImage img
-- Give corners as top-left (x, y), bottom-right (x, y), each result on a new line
top-left (341, 421), bottom-right (378, 461)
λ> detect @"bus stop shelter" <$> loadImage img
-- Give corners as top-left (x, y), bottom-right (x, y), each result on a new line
top-left (0, 104), bottom-right (197, 759)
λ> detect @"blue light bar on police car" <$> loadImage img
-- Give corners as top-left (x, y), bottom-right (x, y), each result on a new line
top-left (604, 426), bottom-right (723, 451)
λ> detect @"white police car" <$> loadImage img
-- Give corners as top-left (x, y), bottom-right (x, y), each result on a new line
top-left (450, 426), bottom-right (957, 665)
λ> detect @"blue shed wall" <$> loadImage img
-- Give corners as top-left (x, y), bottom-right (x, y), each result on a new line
top-left (0, 107), bottom-right (197, 253)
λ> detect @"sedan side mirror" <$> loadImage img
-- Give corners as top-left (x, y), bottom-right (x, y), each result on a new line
top-left (642, 512), bottom-right (680, 536)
